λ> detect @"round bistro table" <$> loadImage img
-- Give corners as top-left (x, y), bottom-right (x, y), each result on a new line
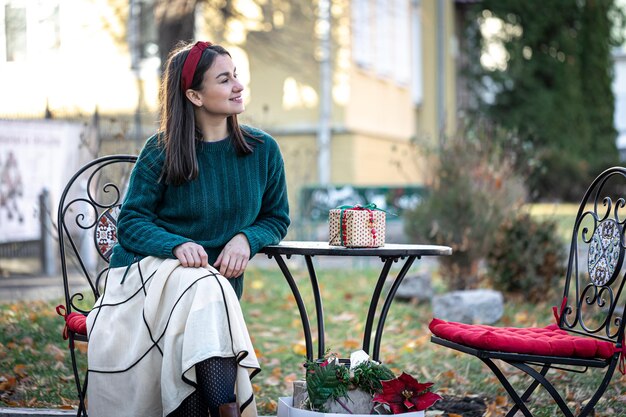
top-left (258, 241), bottom-right (452, 362)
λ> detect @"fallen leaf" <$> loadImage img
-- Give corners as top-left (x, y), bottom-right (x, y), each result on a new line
top-left (514, 311), bottom-right (529, 324)
top-left (342, 338), bottom-right (360, 350)
top-left (13, 364), bottom-right (27, 378)
top-left (284, 373), bottom-right (298, 385)
top-left (495, 395), bottom-right (508, 406)
top-left (75, 342), bottom-right (88, 354)
top-left (264, 399), bottom-right (278, 413)
top-left (292, 341), bottom-right (307, 356)
top-left (331, 312), bottom-right (357, 322)
top-left (45, 343), bottom-right (66, 361)
top-left (250, 280), bottom-right (264, 290)
top-left (264, 376), bottom-right (281, 386)
top-left (483, 400), bottom-right (499, 417)
top-left (0, 376), bottom-right (17, 391)
top-left (20, 337), bottom-right (34, 347)
top-left (59, 396), bottom-right (76, 406)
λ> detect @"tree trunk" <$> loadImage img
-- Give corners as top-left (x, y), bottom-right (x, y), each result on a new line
top-left (155, 0), bottom-right (198, 74)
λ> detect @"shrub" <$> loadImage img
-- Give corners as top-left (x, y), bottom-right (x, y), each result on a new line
top-left (404, 124), bottom-right (527, 290)
top-left (486, 212), bottom-right (567, 302)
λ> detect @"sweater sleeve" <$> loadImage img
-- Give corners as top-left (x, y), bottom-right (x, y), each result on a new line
top-left (240, 140), bottom-right (290, 256)
top-left (116, 139), bottom-right (193, 258)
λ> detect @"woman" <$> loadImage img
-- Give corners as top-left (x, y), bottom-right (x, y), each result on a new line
top-left (86, 41), bottom-right (290, 417)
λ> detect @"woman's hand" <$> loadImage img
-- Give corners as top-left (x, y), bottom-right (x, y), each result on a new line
top-left (214, 233), bottom-right (251, 278)
top-left (173, 242), bottom-right (209, 268)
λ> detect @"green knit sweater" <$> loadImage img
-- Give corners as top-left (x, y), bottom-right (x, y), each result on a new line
top-left (109, 125), bottom-right (290, 298)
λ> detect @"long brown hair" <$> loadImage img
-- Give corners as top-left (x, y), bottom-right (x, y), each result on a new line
top-left (158, 41), bottom-right (260, 185)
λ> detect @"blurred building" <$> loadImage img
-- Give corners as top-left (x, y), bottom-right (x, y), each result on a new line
top-left (615, 44), bottom-right (626, 160)
top-left (0, 0), bottom-right (459, 221)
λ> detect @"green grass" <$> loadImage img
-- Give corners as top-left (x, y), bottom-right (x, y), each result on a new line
top-left (526, 202), bottom-right (579, 242)
top-left (2, 263), bottom-right (624, 416)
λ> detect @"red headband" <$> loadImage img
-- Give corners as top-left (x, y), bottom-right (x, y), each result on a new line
top-left (181, 41), bottom-right (212, 91)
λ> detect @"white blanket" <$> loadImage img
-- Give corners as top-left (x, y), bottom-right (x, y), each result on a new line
top-left (86, 257), bottom-right (260, 417)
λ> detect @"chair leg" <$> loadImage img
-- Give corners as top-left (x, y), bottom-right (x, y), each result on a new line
top-left (484, 358), bottom-right (616, 417)
top-left (480, 358), bottom-right (535, 417)
top-left (504, 364), bottom-right (550, 417)
top-left (512, 362), bottom-right (575, 417)
top-left (69, 335), bottom-right (88, 417)
top-left (574, 358), bottom-right (618, 417)
top-left (77, 371), bottom-right (88, 417)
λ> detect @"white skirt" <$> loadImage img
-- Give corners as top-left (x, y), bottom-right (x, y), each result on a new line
top-left (86, 257), bottom-right (260, 417)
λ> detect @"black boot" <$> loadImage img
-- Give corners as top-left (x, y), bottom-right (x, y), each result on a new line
top-left (218, 402), bottom-right (241, 417)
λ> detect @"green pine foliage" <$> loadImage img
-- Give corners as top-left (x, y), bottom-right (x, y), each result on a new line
top-left (304, 357), bottom-right (395, 412)
top-left (305, 360), bottom-right (350, 412)
top-left (351, 361), bottom-right (395, 395)
top-left (464, 0), bottom-right (625, 200)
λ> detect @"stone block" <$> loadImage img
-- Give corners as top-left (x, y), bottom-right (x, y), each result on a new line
top-left (432, 289), bottom-right (504, 324)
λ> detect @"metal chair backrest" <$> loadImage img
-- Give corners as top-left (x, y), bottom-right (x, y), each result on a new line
top-left (561, 166), bottom-right (626, 347)
top-left (57, 155), bottom-right (137, 315)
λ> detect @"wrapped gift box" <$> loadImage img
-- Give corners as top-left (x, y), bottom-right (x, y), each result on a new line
top-left (277, 397), bottom-right (424, 417)
top-left (329, 206), bottom-right (386, 248)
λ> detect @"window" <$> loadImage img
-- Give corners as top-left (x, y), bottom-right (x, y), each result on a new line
top-left (37, 1), bottom-right (60, 54)
top-left (352, 0), bottom-right (415, 86)
top-left (5, 3), bottom-right (26, 62)
top-left (2, 0), bottom-right (60, 62)
top-left (393, 0), bottom-right (410, 85)
top-left (375, 0), bottom-right (392, 77)
top-left (352, 0), bottom-right (372, 68)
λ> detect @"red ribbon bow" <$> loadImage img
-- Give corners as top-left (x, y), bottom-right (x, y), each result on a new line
top-left (56, 305), bottom-right (87, 340)
top-left (552, 296), bottom-right (567, 325)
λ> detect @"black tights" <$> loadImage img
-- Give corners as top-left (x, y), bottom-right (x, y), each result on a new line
top-left (168, 356), bottom-right (238, 417)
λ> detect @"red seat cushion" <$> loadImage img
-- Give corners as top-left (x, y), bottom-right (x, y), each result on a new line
top-left (429, 318), bottom-right (616, 360)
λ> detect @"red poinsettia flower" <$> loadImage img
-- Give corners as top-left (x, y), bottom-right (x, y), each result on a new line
top-left (372, 372), bottom-right (442, 413)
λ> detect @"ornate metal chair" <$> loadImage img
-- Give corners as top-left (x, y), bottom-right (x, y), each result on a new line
top-left (56, 155), bottom-right (137, 417)
top-left (430, 166), bottom-right (626, 417)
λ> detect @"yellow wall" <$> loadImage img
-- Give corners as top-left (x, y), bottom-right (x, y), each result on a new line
top-left (415, 0), bottom-right (457, 143)
top-left (344, 71), bottom-right (415, 141)
top-left (348, 134), bottom-right (422, 184)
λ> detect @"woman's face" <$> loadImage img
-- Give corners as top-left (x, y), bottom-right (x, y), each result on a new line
top-left (194, 54), bottom-right (244, 117)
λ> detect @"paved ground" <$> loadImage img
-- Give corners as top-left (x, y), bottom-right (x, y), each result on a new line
top-left (0, 408), bottom-right (74, 417)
